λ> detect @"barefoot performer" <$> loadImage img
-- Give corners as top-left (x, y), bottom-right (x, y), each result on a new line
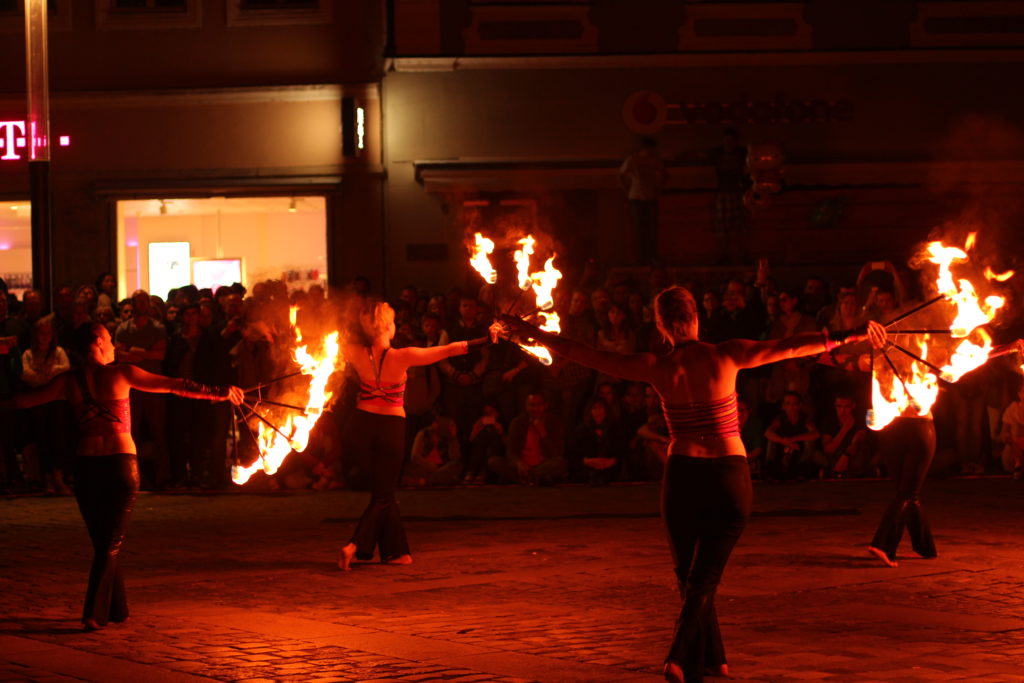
top-left (337, 299), bottom-right (497, 571)
top-left (2, 322), bottom-right (243, 630)
top-left (501, 287), bottom-right (885, 683)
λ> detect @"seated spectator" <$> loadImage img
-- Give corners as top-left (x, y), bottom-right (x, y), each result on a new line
top-left (765, 391), bottom-right (820, 480)
top-left (633, 385), bottom-right (670, 480)
top-left (570, 398), bottom-right (626, 484)
top-left (405, 411), bottom-right (462, 487)
top-left (738, 397), bottom-right (765, 479)
top-left (1000, 379), bottom-right (1024, 479)
top-left (464, 403), bottom-right (504, 484)
top-left (820, 394), bottom-right (869, 478)
top-left (488, 393), bottom-right (566, 485)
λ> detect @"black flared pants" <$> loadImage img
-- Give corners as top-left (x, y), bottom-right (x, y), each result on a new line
top-left (662, 455), bottom-right (752, 683)
top-left (349, 410), bottom-right (409, 561)
top-left (871, 417), bottom-right (937, 561)
top-left (73, 454), bottom-right (139, 626)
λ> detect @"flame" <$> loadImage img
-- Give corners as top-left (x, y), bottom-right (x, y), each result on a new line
top-left (514, 236), bottom-right (535, 290)
top-left (469, 232), bottom-right (497, 284)
top-left (871, 233), bottom-right (1012, 429)
top-left (985, 266), bottom-right (1014, 282)
top-left (925, 237), bottom-right (1005, 338)
top-left (529, 255), bottom-right (562, 311)
top-left (518, 311), bottom-right (560, 366)
top-left (231, 306), bottom-right (342, 485)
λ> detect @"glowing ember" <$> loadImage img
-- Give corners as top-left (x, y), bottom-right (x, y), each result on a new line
top-left (469, 232), bottom-right (497, 284)
top-left (232, 307), bottom-right (342, 484)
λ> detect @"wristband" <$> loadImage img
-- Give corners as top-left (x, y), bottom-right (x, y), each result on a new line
top-left (178, 379), bottom-right (229, 400)
top-left (465, 336), bottom-right (492, 351)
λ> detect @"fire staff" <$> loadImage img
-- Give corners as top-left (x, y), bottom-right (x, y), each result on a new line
top-left (2, 322), bottom-right (243, 631)
top-left (501, 287), bottom-right (885, 683)
top-left (337, 299), bottom-right (495, 571)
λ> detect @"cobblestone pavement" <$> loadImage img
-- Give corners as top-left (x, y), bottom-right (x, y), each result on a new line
top-left (2, 478), bottom-right (1023, 682)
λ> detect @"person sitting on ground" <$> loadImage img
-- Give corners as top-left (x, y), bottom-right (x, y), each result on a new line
top-left (488, 392), bottom-right (566, 485)
top-left (464, 403), bottom-right (503, 484)
top-left (404, 410), bottom-right (462, 487)
top-left (820, 394), bottom-right (867, 478)
top-left (999, 378), bottom-right (1024, 479)
top-left (570, 397), bottom-right (625, 484)
top-left (764, 391), bottom-right (820, 480)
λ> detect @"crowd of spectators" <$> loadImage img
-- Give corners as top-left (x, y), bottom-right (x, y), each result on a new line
top-left (2, 253), bottom-right (1023, 495)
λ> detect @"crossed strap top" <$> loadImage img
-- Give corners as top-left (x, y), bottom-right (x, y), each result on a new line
top-left (77, 397), bottom-right (132, 437)
top-left (357, 347), bottom-right (406, 407)
top-left (661, 392), bottom-right (741, 441)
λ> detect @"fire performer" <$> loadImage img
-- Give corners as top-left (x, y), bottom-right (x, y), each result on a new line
top-left (500, 287), bottom-right (885, 683)
top-left (1, 322), bottom-right (243, 631)
top-left (337, 299), bottom-right (497, 571)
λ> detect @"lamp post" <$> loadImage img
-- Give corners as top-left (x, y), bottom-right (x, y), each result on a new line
top-left (24, 0), bottom-right (51, 308)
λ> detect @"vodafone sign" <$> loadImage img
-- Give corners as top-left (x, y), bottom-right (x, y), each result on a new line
top-left (0, 120), bottom-right (71, 161)
top-left (623, 91), bottom-right (855, 134)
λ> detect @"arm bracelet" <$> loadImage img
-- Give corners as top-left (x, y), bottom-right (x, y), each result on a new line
top-left (177, 379), bottom-right (229, 400)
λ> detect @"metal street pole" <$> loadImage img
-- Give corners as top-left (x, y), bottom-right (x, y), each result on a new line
top-left (25, 0), bottom-right (51, 309)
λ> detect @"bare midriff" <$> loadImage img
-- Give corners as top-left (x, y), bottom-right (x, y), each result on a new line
top-left (668, 434), bottom-right (747, 459)
top-left (78, 433), bottom-right (137, 457)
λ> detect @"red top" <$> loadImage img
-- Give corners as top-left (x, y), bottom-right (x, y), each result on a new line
top-left (77, 397), bottom-right (132, 437)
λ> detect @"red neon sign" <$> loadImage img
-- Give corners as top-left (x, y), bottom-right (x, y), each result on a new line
top-left (0, 120), bottom-right (71, 161)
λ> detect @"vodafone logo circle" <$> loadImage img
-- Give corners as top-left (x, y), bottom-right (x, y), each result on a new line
top-left (622, 91), bottom-right (668, 135)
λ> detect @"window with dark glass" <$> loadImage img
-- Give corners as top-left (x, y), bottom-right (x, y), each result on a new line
top-left (239, 0), bottom-right (318, 8)
top-left (113, 0), bottom-right (187, 10)
top-left (0, 0), bottom-right (58, 13)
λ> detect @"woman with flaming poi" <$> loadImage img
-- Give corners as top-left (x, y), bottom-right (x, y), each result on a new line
top-left (1, 322), bottom-right (244, 631)
top-left (501, 288), bottom-right (886, 683)
top-left (337, 299), bottom-right (497, 570)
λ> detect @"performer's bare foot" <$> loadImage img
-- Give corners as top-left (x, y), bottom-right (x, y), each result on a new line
top-left (663, 661), bottom-right (684, 683)
top-left (705, 663), bottom-right (731, 678)
top-left (82, 618), bottom-right (103, 632)
top-left (385, 554), bottom-right (413, 565)
top-left (868, 545), bottom-right (898, 567)
top-left (338, 543), bottom-right (357, 571)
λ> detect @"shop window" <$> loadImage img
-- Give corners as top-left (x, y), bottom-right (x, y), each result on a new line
top-left (96, 0), bottom-right (201, 29)
top-left (227, 0), bottom-right (331, 26)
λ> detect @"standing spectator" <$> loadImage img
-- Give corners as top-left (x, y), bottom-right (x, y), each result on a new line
top-left (404, 411), bottom-right (462, 487)
top-left (764, 290), bottom-right (818, 406)
top-left (489, 393), bottom-right (566, 485)
top-left (620, 136), bottom-right (667, 266)
top-left (439, 296), bottom-right (490, 452)
top-left (404, 313), bottom-right (446, 453)
top-left (21, 314), bottom-right (73, 494)
top-left (700, 290), bottom-right (727, 343)
top-left (764, 391), bottom-right (820, 480)
top-left (95, 272), bottom-right (118, 310)
top-left (53, 284), bottom-right (77, 349)
top-left (634, 384), bottom-right (671, 480)
top-left (19, 289), bottom-right (45, 327)
top-left (114, 289), bottom-right (169, 489)
top-left (546, 290), bottom-right (597, 429)
top-left (0, 290), bottom-right (28, 491)
top-left (801, 276), bottom-right (829, 320)
top-left (596, 304), bottom-right (636, 390)
top-left (705, 128), bottom-right (749, 264)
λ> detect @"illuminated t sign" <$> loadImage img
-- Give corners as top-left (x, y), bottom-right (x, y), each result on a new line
top-left (356, 106), bottom-right (365, 151)
top-left (0, 120), bottom-right (70, 161)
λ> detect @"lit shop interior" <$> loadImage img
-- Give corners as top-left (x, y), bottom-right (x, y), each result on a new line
top-left (116, 196), bottom-right (328, 301)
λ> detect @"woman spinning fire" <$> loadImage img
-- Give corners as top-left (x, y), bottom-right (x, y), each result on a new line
top-left (2, 322), bottom-right (244, 631)
top-left (337, 299), bottom-right (496, 570)
top-left (502, 287), bottom-right (885, 683)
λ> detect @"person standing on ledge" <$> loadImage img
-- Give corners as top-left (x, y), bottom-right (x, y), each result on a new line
top-left (501, 287), bottom-right (885, 683)
top-left (620, 136), bottom-right (668, 266)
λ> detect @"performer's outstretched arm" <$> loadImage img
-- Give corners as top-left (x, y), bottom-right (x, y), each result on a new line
top-left (720, 322), bottom-right (885, 370)
top-left (119, 365), bottom-right (243, 404)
